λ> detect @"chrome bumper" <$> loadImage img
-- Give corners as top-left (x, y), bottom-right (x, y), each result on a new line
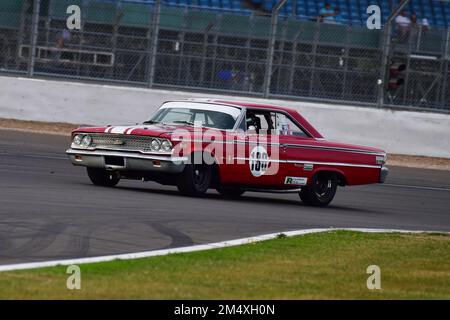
top-left (379, 166), bottom-right (389, 183)
top-left (66, 149), bottom-right (186, 173)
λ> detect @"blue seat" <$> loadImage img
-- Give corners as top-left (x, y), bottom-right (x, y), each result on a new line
top-left (231, 0), bottom-right (241, 9)
top-left (221, 0), bottom-right (232, 9)
top-left (297, 5), bottom-right (307, 17)
top-left (307, 8), bottom-right (317, 15)
top-left (412, 4), bottom-right (421, 11)
top-left (210, 0), bottom-right (221, 8)
top-left (165, 0), bottom-right (178, 5)
top-left (198, 0), bottom-right (209, 7)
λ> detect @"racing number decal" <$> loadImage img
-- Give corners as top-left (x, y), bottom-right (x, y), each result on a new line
top-left (249, 146), bottom-right (269, 177)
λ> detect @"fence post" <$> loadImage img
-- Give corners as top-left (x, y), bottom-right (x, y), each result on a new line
top-left (377, 22), bottom-right (392, 107)
top-left (27, 0), bottom-right (41, 78)
top-left (440, 28), bottom-right (450, 106)
top-left (148, 0), bottom-right (161, 88)
top-left (377, 0), bottom-right (410, 107)
top-left (263, 0), bottom-right (286, 98)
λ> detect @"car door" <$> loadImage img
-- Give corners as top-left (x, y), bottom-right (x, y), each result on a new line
top-left (272, 111), bottom-right (315, 188)
top-left (221, 110), bottom-right (286, 187)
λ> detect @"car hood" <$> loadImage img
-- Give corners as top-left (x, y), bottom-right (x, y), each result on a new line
top-left (72, 123), bottom-right (200, 138)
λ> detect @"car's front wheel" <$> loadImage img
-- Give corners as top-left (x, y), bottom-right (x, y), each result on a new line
top-left (177, 163), bottom-right (212, 196)
top-left (87, 168), bottom-right (120, 187)
top-left (299, 172), bottom-right (338, 207)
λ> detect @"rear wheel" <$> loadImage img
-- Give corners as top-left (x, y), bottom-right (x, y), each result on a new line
top-left (87, 168), bottom-right (120, 187)
top-left (216, 186), bottom-right (245, 198)
top-left (177, 163), bottom-right (212, 196)
top-left (299, 172), bottom-right (338, 207)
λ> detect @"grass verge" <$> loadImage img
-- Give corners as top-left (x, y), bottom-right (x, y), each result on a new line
top-left (0, 231), bottom-right (449, 299)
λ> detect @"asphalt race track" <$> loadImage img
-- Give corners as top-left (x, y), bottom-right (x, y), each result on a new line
top-left (1, 130), bottom-right (449, 266)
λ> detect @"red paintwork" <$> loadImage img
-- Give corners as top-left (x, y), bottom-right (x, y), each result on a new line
top-left (72, 100), bottom-right (386, 188)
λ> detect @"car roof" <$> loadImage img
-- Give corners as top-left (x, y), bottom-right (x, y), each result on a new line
top-left (186, 98), bottom-right (296, 113)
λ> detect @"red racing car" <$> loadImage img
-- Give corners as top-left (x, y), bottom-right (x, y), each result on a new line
top-left (66, 99), bottom-right (388, 206)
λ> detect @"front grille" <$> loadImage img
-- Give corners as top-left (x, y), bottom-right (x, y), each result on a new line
top-left (91, 134), bottom-right (156, 153)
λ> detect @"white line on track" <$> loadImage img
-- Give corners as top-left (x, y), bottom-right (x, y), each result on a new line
top-left (1, 152), bottom-right (67, 160)
top-left (383, 183), bottom-right (450, 192)
top-left (21, 154), bottom-right (67, 160)
top-left (0, 228), bottom-right (448, 273)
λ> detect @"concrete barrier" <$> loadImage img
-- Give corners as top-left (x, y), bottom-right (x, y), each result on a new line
top-left (1, 76), bottom-right (449, 158)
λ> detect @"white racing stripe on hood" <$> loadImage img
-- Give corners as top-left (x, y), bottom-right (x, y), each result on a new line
top-left (104, 125), bottom-right (166, 135)
top-left (110, 126), bottom-right (133, 134)
top-left (126, 125), bottom-right (154, 135)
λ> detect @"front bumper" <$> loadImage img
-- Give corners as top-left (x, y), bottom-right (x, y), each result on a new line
top-left (66, 149), bottom-right (186, 173)
top-left (379, 166), bottom-right (389, 183)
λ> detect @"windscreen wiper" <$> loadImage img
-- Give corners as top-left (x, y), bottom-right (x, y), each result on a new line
top-left (171, 120), bottom-right (195, 126)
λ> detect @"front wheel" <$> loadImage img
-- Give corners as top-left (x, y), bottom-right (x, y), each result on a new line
top-left (87, 168), bottom-right (120, 187)
top-left (177, 163), bottom-right (212, 196)
top-left (299, 172), bottom-right (338, 207)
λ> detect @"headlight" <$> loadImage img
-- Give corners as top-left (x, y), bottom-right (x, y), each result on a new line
top-left (161, 140), bottom-right (172, 152)
top-left (81, 135), bottom-right (92, 147)
top-left (150, 139), bottom-right (161, 151)
top-left (73, 134), bottom-right (83, 145)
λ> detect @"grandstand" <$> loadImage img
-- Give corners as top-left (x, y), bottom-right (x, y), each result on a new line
top-left (0, 0), bottom-right (448, 35)
top-left (119, 0), bottom-right (450, 27)
top-left (0, 0), bottom-right (449, 111)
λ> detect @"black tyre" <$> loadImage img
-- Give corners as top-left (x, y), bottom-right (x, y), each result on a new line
top-left (177, 163), bottom-right (212, 196)
top-left (216, 186), bottom-right (245, 198)
top-left (87, 168), bottom-right (120, 187)
top-left (299, 172), bottom-right (338, 207)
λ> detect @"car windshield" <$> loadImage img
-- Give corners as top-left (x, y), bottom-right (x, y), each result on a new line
top-left (147, 102), bottom-right (241, 130)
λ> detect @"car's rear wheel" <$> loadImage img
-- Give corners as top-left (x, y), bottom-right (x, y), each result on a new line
top-left (87, 168), bottom-right (120, 187)
top-left (177, 163), bottom-right (212, 196)
top-left (299, 172), bottom-right (338, 207)
top-left (216, 186), bottom-right (245, 198)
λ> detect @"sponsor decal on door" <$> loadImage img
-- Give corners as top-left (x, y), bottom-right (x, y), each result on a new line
top-left (284, 176), bottom-right (308, 186)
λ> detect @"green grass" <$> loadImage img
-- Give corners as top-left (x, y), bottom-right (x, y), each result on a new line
top-left (0, 231), bottom-right (449, 299)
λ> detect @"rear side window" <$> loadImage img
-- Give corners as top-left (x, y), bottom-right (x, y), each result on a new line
top-left (273, 113), bottom-right (309, 137)
top-left (244, 109), bottom-right (309, 137)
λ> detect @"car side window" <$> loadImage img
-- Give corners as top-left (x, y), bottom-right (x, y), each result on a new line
top-left (194, 112), bottom-right (206, 125)
top-left (245, 111), bottom-right (272, 134)
top-left (273, 112), bottom-right (309, 138)
top-left (244, 110), bottom-right (308, 137)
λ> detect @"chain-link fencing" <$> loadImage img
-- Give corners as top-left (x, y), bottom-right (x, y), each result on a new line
top-left (386, 24), bottom-right (450, 110)
top-left (0, 0), bottom-right (449, 112)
